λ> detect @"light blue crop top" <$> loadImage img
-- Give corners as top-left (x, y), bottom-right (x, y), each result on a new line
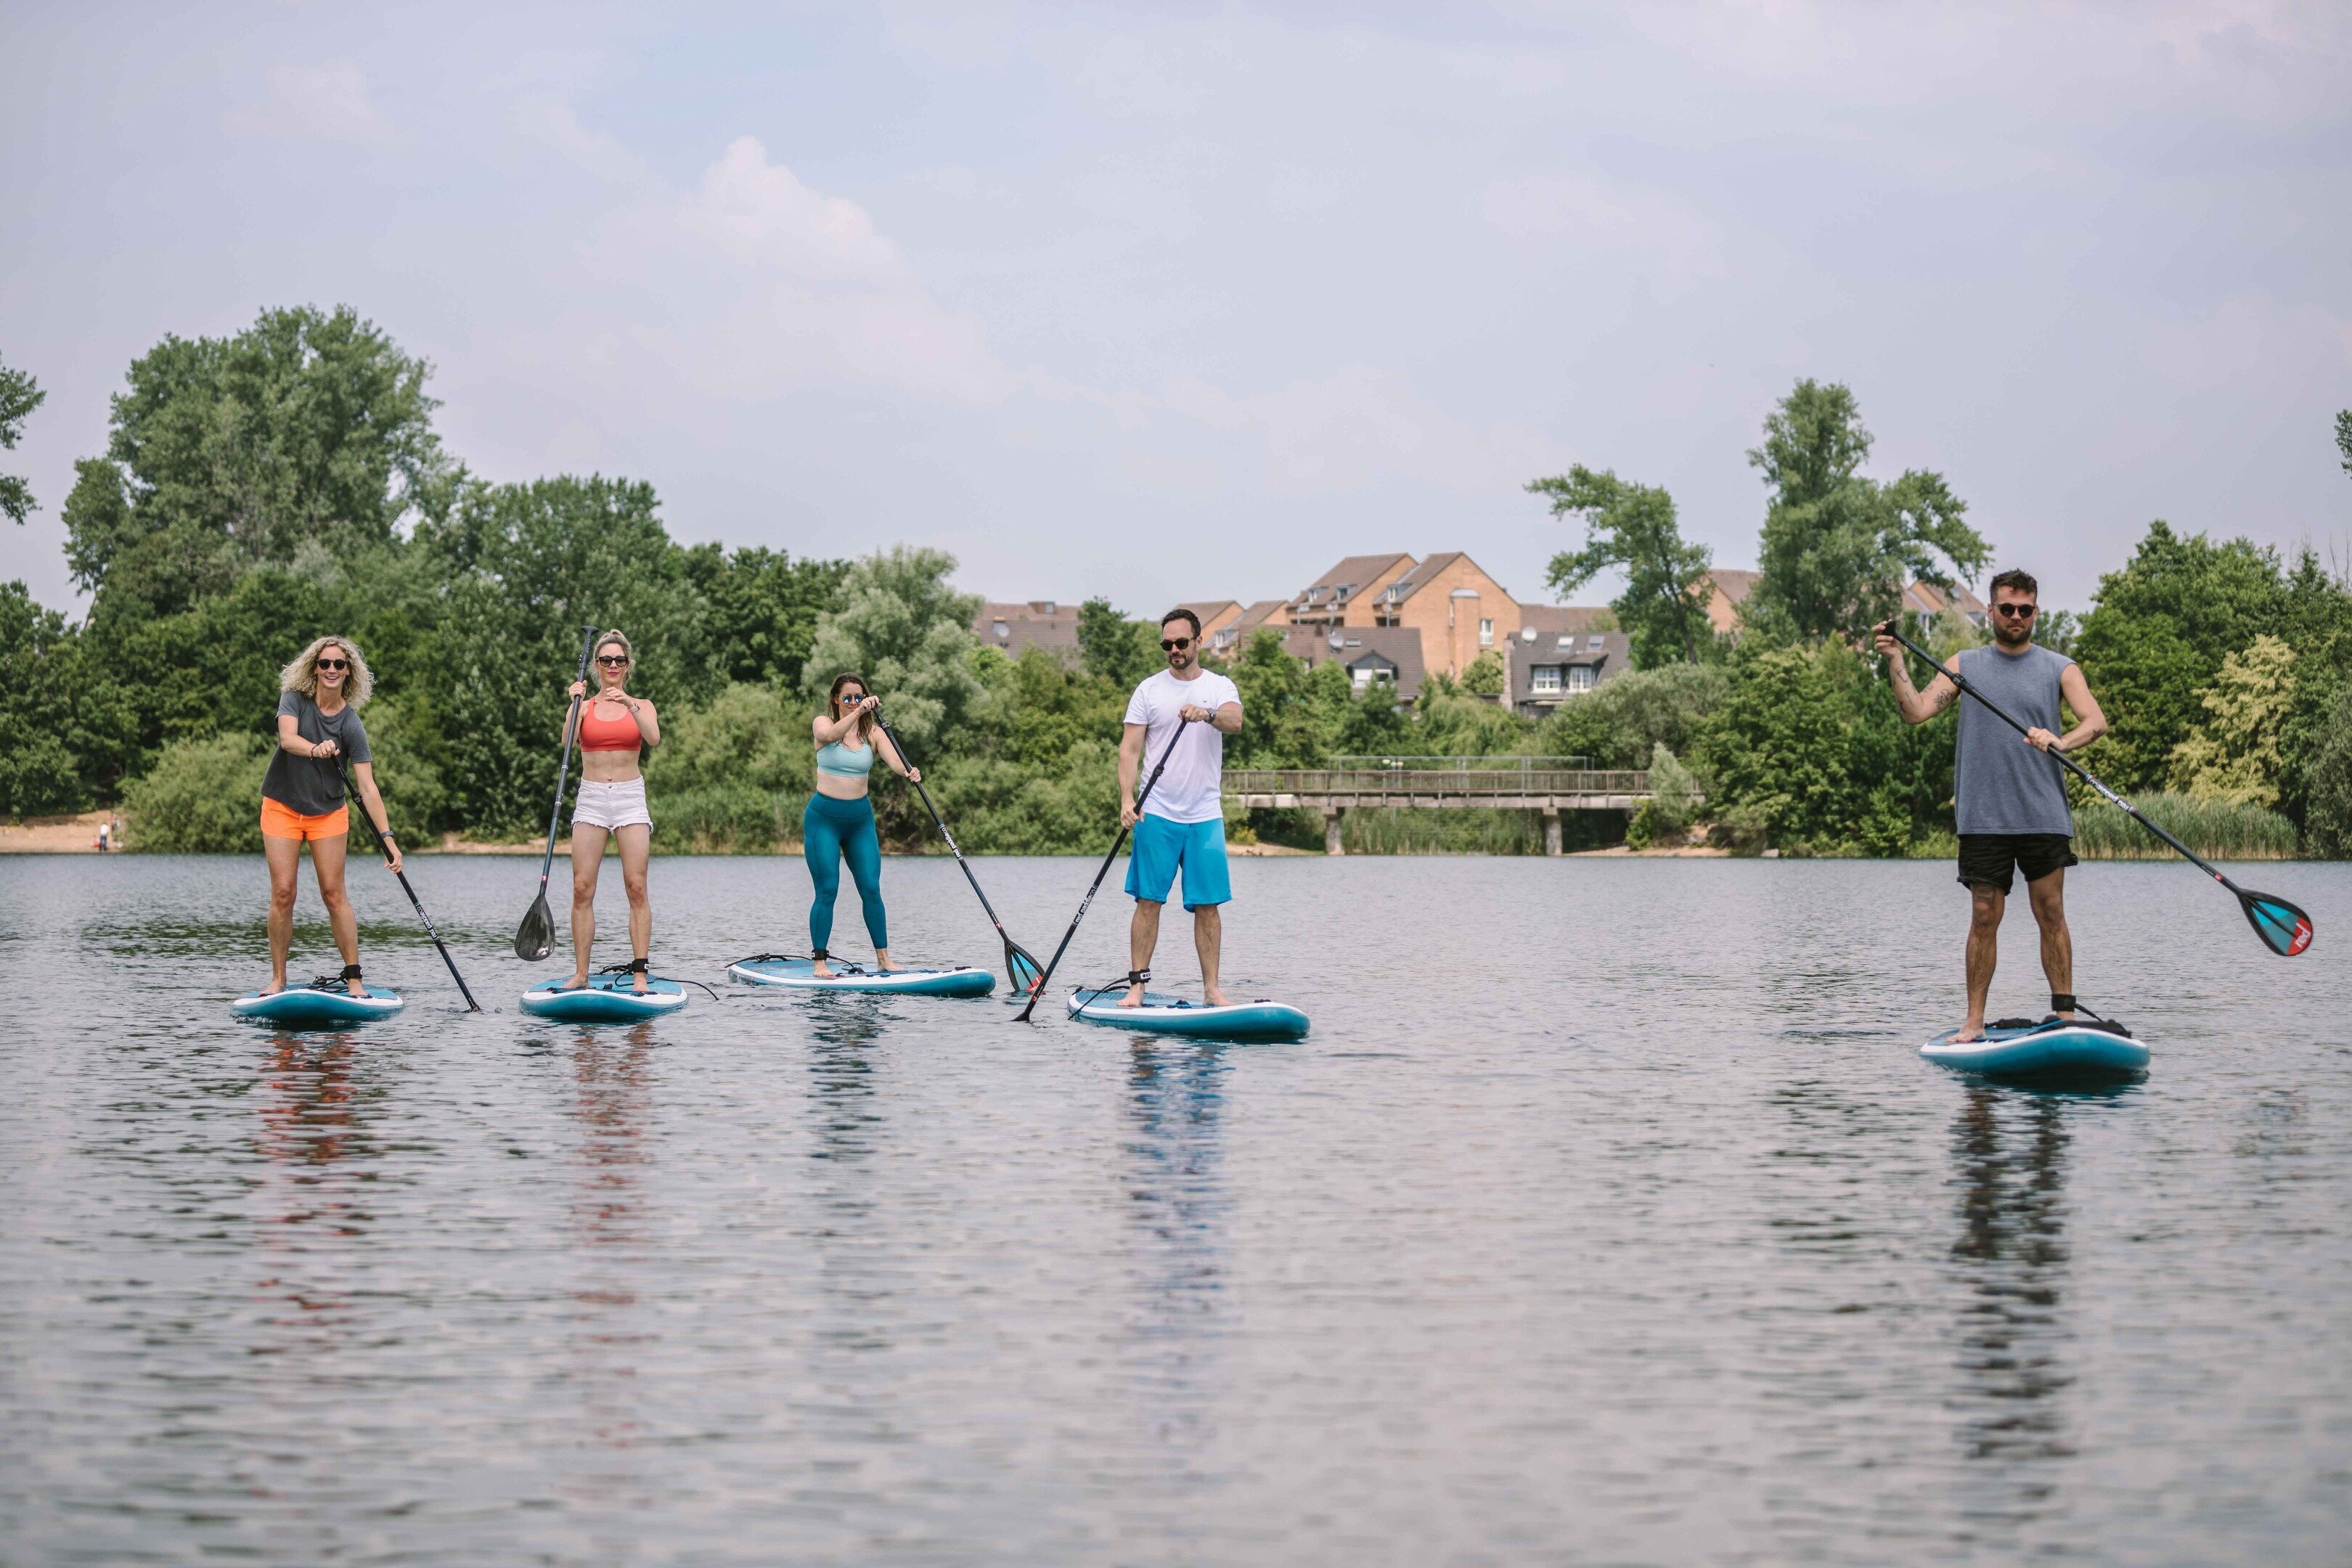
top-left (816, 738), bottom-right (876, 777)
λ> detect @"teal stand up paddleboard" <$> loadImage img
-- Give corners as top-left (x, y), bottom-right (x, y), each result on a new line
top-left (1922, 1016), bottom-right (2149, 1078)
top-left (1066, 983), bottom-right (1309, 1042)
top-left (232, 981), bottom-right (405, 1026)
top-left (727, 954), bottom-right (994, 997)
top-left (520, 973), bottom-right (690, 1022)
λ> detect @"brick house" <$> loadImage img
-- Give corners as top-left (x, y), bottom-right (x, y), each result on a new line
top-left (1505, 606), bottom-right (1632, 716)
top-left (973, 600), bottom-right (1082, 663)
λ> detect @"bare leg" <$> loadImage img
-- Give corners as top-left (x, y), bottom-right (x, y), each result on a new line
top-left (616, 823), bottom-right (652, 992)
top-left (264, 834), bottom-right (302, 992)
top-left (1124, 899), bottom-right (1163, 1006)
top-left (570, 822), bottom-right (610, 987)
top-left (2026, 867), bottom-right (2073, 1018)
top-left (1193, 904), bottom-right (1228, 1005)
top-left (312, 833), bottom-right (361, 994)
top-left (1961, 883), bottom-right (2004, 1040)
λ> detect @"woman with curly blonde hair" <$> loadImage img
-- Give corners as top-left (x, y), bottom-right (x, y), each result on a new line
top-left (258, 635), bottom-right (402, 997)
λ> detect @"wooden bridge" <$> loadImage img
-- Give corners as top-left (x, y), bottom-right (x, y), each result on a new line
top-left (1222, 758), bottom-right (1658, 855)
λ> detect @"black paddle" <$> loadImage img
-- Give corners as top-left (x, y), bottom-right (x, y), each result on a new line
top-left (873, 709), bottom-right (1045, 996)
top-left (340, 759), bottom-right (481, 1010)
top-left (516, 626), bottom-right (601, 960)
top-left (1877, 620), bottom-right (2314, 957)
top-left (1016, 716), bottom-right (1194, 1023)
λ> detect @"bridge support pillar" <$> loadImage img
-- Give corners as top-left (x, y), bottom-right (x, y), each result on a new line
top-left (1543, 808), bottom-right (1562, 857)
top-left (1322, 807), bottom-right (1345, 857)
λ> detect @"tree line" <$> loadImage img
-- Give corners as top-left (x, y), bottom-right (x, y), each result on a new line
top-left (1, 308), bottom-right (2348, 857)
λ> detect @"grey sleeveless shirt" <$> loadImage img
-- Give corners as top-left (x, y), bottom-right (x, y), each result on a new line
top-left (1952, 642), bottom-right (2075, 836)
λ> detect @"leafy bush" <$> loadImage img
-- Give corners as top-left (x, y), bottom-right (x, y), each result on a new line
top-left (2073, 791), bottom-right (2297, 860)
top-left (126, 733), bottom-right (270, 852)
top-left (1625, 743), bottom-right (1700, 848)
top-left (1540, 662), bottom-right (1731, 768)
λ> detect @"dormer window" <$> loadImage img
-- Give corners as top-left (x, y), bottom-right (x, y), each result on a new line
top-left (992, 620), bottom-right (1009, 640)
top-left (1587, 635), bottom-right (1604, 650)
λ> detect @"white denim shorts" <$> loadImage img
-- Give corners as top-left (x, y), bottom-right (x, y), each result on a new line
top-left (573, 777), bottom-right (653, 831)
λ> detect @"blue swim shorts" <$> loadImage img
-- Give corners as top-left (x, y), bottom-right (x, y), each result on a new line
top-left (1124, 812), bottom-right (1231, 908)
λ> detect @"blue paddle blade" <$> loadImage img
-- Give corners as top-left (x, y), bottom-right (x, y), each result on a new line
top-left (2242, 890), bottom-right (2314, 957)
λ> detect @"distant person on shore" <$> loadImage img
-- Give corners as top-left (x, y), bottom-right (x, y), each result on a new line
top-left (805, 672), bottom-right (921, 977)
top-left (1119, 608), bottom-right (1244, 1008)
top-left (1877, 569), bottom-right (2108, 1040)
top-left (259, 636), bottom-right (402, 997)
top-left (564, 629), bottom-right (661, 994)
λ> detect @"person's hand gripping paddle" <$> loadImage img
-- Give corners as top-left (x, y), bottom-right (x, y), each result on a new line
top-left (515, 625), bottom-right (601, 960)
top-left (1016, 715), bottom-right (1193, 1023)
top-left (1877, 619), bottom-right (2314, 957)
top-left (873, 708), bottom-right (1045, 997)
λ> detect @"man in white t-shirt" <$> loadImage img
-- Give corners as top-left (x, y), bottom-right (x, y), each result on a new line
top-left (1119, 608), bottom-right (1245, 1007)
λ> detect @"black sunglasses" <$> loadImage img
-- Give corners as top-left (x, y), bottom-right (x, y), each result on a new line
top-left (596, 653), bottom-right (632, 666)
top-left (1161, 637), bottom-right (1193, 651)
top-left (1993, 603), bottom-right (2038, 618)
top-left (317, 658), bottom-right (349, 671)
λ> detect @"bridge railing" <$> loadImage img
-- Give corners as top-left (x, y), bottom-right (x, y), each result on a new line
top-left (1223, 767), bottom-right (1649, 799)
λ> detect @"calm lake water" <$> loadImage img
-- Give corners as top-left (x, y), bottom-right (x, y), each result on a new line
top-left (1, 852), bottom-right (2348, 1565)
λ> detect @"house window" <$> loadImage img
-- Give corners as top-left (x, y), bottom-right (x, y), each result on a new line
top-left (1587, 635), bottom-right (1604, 650)
top-left (992, 620), bottom-right (1009, 640)
top-left (1479, 618), bottom-right (1494, 646)
top-left (1530, 666), bottom-right (1562, 694)
top-left (1567, 666), bottom-right (1595, 693)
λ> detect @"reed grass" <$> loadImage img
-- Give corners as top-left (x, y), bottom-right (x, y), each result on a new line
top-left (2072, 791), bottom-right (2298, 860)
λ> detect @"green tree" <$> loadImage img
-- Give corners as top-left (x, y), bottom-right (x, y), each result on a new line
top-left (2302, 683), bottom-right (2352, 857)
top-left (802, 545), bottom-right (985, 757)
top-left (682, 543), bottom-right (849, 690)
top-left (0, 582), bottom-right (102, 814)
top-left (1077, 596), bottom-right (1160, 688)
top-left (0, 353), bottom-right (45, 525)
top-left (2166, 634), bottom-right (2297, 807)
top-left (1529, 465), bottom-right (1715, 667)
top-left (1702, 640), bottom-right (1911, 854)
top-left (63, 306), bottom-right (452, 625)
top-left (2336, 408), bottom-right (2351, 477)
top-left (1459, 649), bottom-right (1506, 696)
top-left (1540, 662), bottom-right (1731, 768)
top-left (1745, 380), bottom-right (1988, 641)
top-left (2071, 522), bottom-right (2289, 792)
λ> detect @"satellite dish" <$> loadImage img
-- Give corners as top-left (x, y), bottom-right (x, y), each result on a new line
top-left (1521, 626), bottom-right (1537, 642)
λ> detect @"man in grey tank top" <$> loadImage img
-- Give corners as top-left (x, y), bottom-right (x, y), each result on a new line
top-left (1877, 569), bottom-right (2109, 1041)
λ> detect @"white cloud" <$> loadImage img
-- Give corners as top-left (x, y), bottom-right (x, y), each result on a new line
top-left (224, 63), bottom-right (393, 144)
top-left (512, 95), bottom-right (653, 189)
top-left (685, 136), bottom-right (907, 284)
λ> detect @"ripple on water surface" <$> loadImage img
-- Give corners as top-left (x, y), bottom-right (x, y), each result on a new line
top-left (1, 853), bottom-right (2348, 1564)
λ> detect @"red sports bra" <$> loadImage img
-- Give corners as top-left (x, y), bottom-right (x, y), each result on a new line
top-left (579, 701), bottom-right (642, 751)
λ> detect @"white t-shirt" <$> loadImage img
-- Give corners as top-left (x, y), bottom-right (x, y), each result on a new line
top-left (1124, 668), bottom-right (1242, 824)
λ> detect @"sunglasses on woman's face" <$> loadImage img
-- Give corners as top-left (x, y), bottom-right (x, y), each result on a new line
top-left (1161, 637), bottom-right (1193, 651)
top-left (839, 692), bottom-right (866, 704)
top-left (597, 654), bottom-right (632, 666)
top-left (1993, 603), bottom-right (2038, 619)
top-left (317, 658), bottom-right (349, 671)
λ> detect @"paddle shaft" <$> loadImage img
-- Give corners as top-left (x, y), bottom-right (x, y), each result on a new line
top-left (536, 626), bottom-right (602, 894)
top-left (1880, 621), bottom-right (2244, 894)
top-left (340, 760), bottom-right (481, 1010)
top-left (1017, 717), bottom-right (1193, 1022)
top-left (873, 712), bottom-right (1029, 954)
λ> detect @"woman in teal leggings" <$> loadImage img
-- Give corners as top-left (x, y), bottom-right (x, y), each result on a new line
top-left (807, 671), bottom-right (920, 976)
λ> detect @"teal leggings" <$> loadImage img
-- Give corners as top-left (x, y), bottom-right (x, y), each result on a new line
top-left (803, 792), bottom-right (886, 952)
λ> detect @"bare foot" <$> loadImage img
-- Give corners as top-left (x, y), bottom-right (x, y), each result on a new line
top-left (1953, 1022), bottom-right (1986, 1042)
top-left (1203, 986), bottom-right (1230, 1007)
top-left (346, 976), bottom-right (366, 997)
top-left (261, 978), bottom-right (287, 996)
top-left (632, 969), bottom-right (649, 995)
top-left (1118, 982), bottom-right (1146, 1008)
top-left (567, 971), bottom-right (590, 992)
top-left (812, 961), bottom-right (833, 979)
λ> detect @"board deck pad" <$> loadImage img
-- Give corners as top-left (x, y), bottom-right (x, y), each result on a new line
top-left (519, 976), bottom-right (690, 1022)
top-left (727, 957), bottom-right (994, 997)
top-left (1921, 1019), bottom-right (2149, 1078)
top-left (1066, 987), bottom-right (1310, 1042)
top-left (231, 984), bottom-right (405, 1026)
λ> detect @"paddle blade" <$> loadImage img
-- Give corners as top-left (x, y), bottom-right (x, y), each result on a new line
top-left (2240, 889), bottom-right (2314, 957)
top-left (515, 892), bottom-right (555, 960)
top-left (1005, 942), bottom-right (1045, 997)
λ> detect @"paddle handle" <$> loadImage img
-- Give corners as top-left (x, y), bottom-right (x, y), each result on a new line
top-left (1878, 621), bottom-right (2234, 889)
top-left (1016, 717), bottom-right (1193, 1021)
top-left (340, 759), bottom-right (481, 1010)
top-left (539, 626), bottom-right (601, 886)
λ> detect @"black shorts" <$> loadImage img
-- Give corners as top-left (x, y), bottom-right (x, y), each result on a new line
top-left (1957, 833), bottom-right (2078, 895)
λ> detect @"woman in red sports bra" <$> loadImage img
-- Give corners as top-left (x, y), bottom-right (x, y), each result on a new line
top-left (562, 629), bottom-right (663, 994)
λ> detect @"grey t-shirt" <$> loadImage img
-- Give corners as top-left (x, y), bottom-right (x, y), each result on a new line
top-left (1952, 642), bottom-right (2074, 836)
top-left (261, 691), bottom-right (372, 816)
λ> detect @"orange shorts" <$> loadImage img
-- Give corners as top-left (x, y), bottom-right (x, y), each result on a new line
top-left (261, 797), bottom-right (348, 841)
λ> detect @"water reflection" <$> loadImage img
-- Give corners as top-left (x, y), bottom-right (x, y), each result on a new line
top-left (1119, 1040), bottom-right (1234, 1440)
top-left (562, 1023), bottom-right (658, 1461)
top-left (1945, 1087), bottom-right (2088, 1468)
top-left (250, 1032), bottom-right (384, 1356)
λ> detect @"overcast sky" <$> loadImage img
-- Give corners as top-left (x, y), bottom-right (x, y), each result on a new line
top-left (4, 1), bottom-right (2348, 620)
